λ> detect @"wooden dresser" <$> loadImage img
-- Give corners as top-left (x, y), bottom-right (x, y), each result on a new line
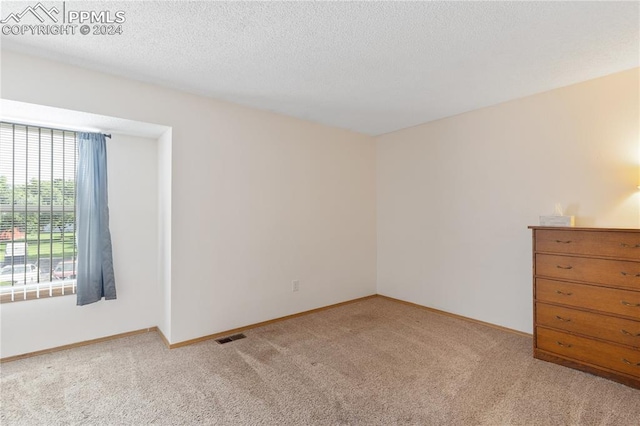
top-left (529, 226), bottom-right (640, 389)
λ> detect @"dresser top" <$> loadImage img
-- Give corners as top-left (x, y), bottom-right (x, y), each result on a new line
top-left (529, 226), bottom-right (640, 233)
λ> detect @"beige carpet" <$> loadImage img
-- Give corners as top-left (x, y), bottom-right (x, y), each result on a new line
top-left (1, 297), bottom-right (639, 425)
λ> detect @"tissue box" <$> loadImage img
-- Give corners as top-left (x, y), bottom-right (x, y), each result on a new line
top-left (539, 215), bottom-right (575, 227)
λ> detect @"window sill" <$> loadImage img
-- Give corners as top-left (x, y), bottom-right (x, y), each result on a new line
top-left (0, 281), bottom-right (76, 304)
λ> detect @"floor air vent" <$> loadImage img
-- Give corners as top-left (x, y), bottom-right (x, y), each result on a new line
top-left (215, 333), bottom-right (247, 344)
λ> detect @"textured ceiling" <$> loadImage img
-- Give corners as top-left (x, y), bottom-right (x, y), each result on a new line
top-left (1, 1), bottom-right (638, 135)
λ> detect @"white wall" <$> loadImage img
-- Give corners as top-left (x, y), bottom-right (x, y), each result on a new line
top-left (0, 50), bottom-right (377, 354)
top-left (157, 129), bottom-right (172, 340)
top-left (0, 134), bottom-right (160, 357)
top-left (376, 68), bottom-right (640, 333)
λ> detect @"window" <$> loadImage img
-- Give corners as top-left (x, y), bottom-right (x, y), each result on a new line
top-left (0, 122), bottom-right (78, 302)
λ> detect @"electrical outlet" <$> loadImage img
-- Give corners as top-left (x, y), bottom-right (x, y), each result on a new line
top-left (292, 280), bottom-right (300, 292)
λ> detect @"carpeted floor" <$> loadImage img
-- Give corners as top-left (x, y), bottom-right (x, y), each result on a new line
top-left (1, 297), bottom-right (639, 425)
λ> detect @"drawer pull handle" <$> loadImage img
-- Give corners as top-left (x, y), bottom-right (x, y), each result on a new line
top-left (620, 243), bottom-right (640, 248)
top-left (556, 341), bottom-right (572, 348)
top-left (554, 315), bottom-right (572, 322)
top-left (622, 358), bottom-right (640, 367)
top-left (555, 240), bottom-right (572, 244)
top-left (620, 272), bottom-right (640, 277)
top-left (621, 329), bottom-right (640, 337)
top-left (556, 265), bottom-right (573, 270)
top-left (556, 290), bottom-right (573, 296)
top-left (621, 300), bottom-right (640, 307)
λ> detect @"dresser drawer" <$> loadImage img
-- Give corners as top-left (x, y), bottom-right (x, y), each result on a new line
top-left (536, 303), bottom-right (640, 348)
top-left (537, 328), bottom-right (640, 378)
top-left (536, 279), bottom-right (640, 319)
top-left (536, 253), bottom-right (640, 290)
top-left (535, 230), bottom-right (640, 260)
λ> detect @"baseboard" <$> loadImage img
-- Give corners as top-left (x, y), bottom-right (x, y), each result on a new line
top-left (1, 293), bottom-right (530, 361)
top-left (166, 294), bottom-right (378, 349)
top-left (0, 327), bottom-right (159, 363)
top-left (166, 294), bottom-right (530, 349)
top-left (0, 296), bottom-right (378, 360)
top-left (376, 294), bottom-right (533, 338)
top-left (156, 327), bottom-right (171, 348)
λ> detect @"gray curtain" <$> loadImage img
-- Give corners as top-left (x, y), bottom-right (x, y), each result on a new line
top-left (76, 132), bottom-right (116, 305)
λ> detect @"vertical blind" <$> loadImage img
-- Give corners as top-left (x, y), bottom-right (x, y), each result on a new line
top-left (0, 121), bottom-right (78, 297)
